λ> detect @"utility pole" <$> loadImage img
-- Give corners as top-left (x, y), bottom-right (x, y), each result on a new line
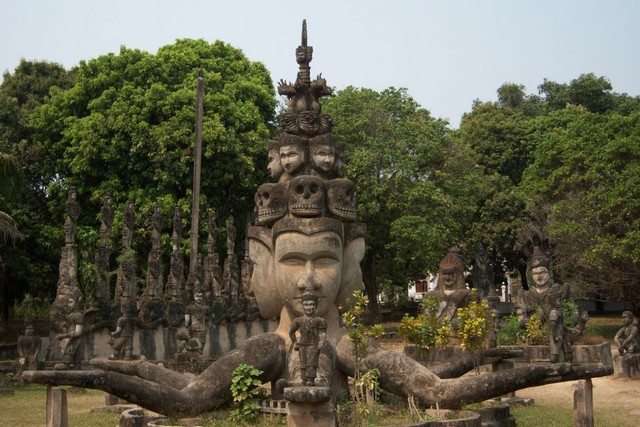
top-left (189, 73), bottom-right (204, 281)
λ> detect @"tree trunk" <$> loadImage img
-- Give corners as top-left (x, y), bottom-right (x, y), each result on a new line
top-left (362, 249), bottom-right (380, 323)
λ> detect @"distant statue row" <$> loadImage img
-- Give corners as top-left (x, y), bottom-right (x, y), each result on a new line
top-left (49, 188), bottom-right (260, 366)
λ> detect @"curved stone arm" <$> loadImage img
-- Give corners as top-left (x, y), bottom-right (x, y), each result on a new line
top-left (23, 333), bottom-right (287, 417)
top-left (336, 336), bottom-right (613, 409)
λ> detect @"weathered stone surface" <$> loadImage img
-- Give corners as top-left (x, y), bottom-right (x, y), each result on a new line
top-left (286, 400), bottom-right (335, 427)
top-left (399, 410), bottom-right (481, 427)
top-left (46, 385), bottom-right (68, 427)
top-left (283, 385), bottom-right (331, 403)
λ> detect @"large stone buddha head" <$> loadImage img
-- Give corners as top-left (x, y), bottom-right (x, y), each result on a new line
top-left (248, 218), bottom-right (365, 322)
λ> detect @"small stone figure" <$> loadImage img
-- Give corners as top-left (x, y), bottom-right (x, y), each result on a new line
top-left (289, 293), bottom-right (327, 386)
top-left (309, 134), bottom-right (337, 179)
top-left (109, 300), bottom-right (137, 360)
top-left (549, 309), bottom-right (588, 363)
top-left (54, 296), bottom-right (84, 369)
top-left (277, 134), bottom-right (308, 182)
top-left (122, 198), bottom-right (135, 250)
top-left (17, 323), bottom-right (41, 373)
top-left (184, 290), bottom-right (211, 354)
top-left (615, 311), bottom-right (639, 355)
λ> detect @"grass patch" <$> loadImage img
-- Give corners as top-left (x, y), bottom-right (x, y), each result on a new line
top-left (0, 384), bottom-right (119, 427)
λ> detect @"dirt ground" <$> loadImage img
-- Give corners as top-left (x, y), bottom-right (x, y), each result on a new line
top-left (520, 375), bottom-right (640, 416)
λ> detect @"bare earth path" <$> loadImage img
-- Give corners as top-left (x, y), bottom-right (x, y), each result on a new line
top-left (518, 375), bottom-right (640, 426)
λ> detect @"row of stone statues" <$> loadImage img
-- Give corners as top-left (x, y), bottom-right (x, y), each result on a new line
top-left (49, 187), bottom-right (262, 364)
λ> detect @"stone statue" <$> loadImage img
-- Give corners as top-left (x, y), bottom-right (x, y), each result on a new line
top-left (222, 217), bottom-right (239, 303)
top-left (549, 309), bottom-right (588, 362)
top-left (17, 323), bottom-right (41, 373)
top-left (431, 247), bottom-right (473, 329)
top-left (171, 205), bottom-right (183, 251)
top-left (615, 311), bottom-right (639, 355)
top-left (122, 198), bottom-right (135, 250)
top-left (184, 289), bottom-right (211, 355)
top-left (63, 186), bottom-right (79, 244)
top-left (54, 293), bottom-right (84, 369)
top-left (516, 246), bottom-right (570, 325)
top-left (99, 195), bottom-right (115, 242)
top-left (23, 20), bottom-right (614, 418)
top-left (109, 299), bottom-right (137, 360)
top-left (93, 195), bottom-right (114, 309)
top-left (289, 292), bottom-right (327, 386)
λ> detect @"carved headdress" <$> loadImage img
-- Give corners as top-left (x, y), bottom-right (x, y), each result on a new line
top-left (248, 21), bottom-right (365, 318)
top-left (530, 246), bottom-right (550, 269)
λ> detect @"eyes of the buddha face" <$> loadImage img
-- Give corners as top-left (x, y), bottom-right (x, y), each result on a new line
top-left (531, 267), bottom-right (549, 287)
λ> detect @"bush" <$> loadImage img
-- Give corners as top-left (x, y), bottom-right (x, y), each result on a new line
top-left (228, 364), bottom-right (263, 424)
top-left (398, 295), bottom-right (451, 349)
top-left (9, 294), bottom-right (50, 321)
top-left (497, 314), bottom-right (524, 345)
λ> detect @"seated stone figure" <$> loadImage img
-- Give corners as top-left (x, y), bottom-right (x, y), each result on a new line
top-left (17, 323), bottom-right (42, 373)
top-left (516, 246), bottom-right (570, 325)
top-left (431, 248), bottom-right (473, 329)
top-left (615, 311), bottom-right (639, 355)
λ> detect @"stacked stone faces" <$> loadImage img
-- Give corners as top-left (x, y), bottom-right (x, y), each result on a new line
top-left (254, 26), bottom-right (358, 235)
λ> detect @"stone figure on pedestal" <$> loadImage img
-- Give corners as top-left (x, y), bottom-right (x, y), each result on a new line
top-left (184, 289), bottom-right (211, 355)
top-left (289, 293), bottom-right (327, 386)
top-left (615, 311), bottom-right (639, 355)
top-left (63, 186), bottom-right (79, 245)
top-left (17, 323), bottom-right (41, 373)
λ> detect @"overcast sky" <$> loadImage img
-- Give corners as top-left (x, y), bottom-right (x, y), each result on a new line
top-left (1, 0), bottom-right (638, 127)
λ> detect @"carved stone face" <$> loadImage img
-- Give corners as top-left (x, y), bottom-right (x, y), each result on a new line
top-left (302, 300), bottom-right (317, 316)
top-left (311, 144), bottom-right (335, 173)
top-left (279, 144), bottom-right (306, 175)
top-left (274, 231), bottom-right (342, 317)
top-left (326, 179), bottom-right (357, 221)
top-left (623, 312), bottom-right (633, 326)
top-left (440, 269), bottom-right (458, 290)
top-left (267, 148), bottom-right (284, 180)
top-left (194, 292), bottom-right (204, 304)
top-left (288, 176), bottom-right (325, 217)
top-left (531, 266), bottom-right (550, 289)
top-left (25, 325), bottom-right (34, 336)
top-left (255, 183), bottom-right (287, 226)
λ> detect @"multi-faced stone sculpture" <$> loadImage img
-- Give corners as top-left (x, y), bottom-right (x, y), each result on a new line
top-left (288, 175), bottom-right (325, 217)
top-left (615, 311), bottom-right (639, 355)
top-left (267, 140), bottom-right (284, 181)
top-left (23, 20), bottom-right (614, 418)
top-left (326, 178), bottom-right (357, 222)
top-left (17, 323), bottom-right (42, 372)
top-left (278, 134), bottom-right (308, 182)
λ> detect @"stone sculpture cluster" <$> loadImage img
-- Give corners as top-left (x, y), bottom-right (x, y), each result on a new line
top-left (46, 186), bottom-right (259, 365)
top-left (24, 20), bottom-right (613, 419)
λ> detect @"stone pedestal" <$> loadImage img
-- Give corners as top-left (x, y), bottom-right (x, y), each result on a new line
top-left (283, 386), bottom-right (334, 427)
top-left (573, 378), bottom-right (594, 427)
top-left (619, 353), bottom-right (640, 378)
top-left (46, 385), bottom-right (68, 427)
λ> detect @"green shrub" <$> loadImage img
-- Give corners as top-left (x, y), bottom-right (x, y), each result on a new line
top-left (497, 314), bottom-right (524, 345)
top-left (228, 364), bottom-right (263, 424)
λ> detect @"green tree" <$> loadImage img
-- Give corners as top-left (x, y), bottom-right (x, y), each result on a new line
top-left (0, 60), bottom-right (73, 323)
top-left (323, 87), bottom-right (486, 317)
top-left (3, 40), bottom-right (276, 306)
top-left (519, 106), bottom-right (640, 309)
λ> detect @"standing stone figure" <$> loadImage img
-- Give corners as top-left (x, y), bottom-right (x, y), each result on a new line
top-left (122, 198), bottom-right (135, 249)
top-left (516, 246), bottom-right (570, 325)
top-left (549, 310), bottom-right (588, 363)
top-left (184, 289), bottom-right (212, 354)
top-left (289, 293), bottom-right (327, 386)
top-left (222, 216), bottom-right (239, 304)
top-left (94, 195), bottom-right (114, 306)
top-left (17, 323), bottom-right (42, 373)
top-left (109, 299), bottom-right (137, 360)
top-left (615, 311), bottom-right (639, 355)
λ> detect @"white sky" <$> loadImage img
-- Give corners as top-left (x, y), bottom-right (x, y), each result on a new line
top-left (1, 0), bottom-right (638, 127)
